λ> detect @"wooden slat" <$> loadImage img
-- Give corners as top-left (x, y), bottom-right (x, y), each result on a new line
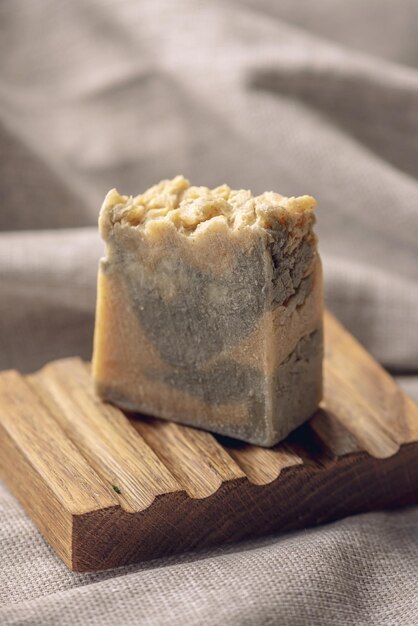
top-left (324, 311), bottom-right (411, 446)
top-left (0, 371), bottom-right (116, 514)
top-left (217, 437), bottom-right (302, 485)
top-left (309, 407), bottom-right (361, 457)
top-left (321, 362), bottom-right (399, 458)
top-left (402, 392), bottom-right (418, 442)
top-left (132, 417), bottom-right (245, 497)
top-left (28, 358), bottom-right (181, 513)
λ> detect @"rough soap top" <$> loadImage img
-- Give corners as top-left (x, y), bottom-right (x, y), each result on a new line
top-left (100, 175), bottom-right (317, 240)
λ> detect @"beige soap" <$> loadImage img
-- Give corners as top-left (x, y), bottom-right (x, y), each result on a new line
top-left (92, 176), bottom-right (323, 446)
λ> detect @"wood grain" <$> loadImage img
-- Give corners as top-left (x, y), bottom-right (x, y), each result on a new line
top-left (0, 310), bottom-right (417, 571)
top-left (28, 359), bottom-right (180, 512)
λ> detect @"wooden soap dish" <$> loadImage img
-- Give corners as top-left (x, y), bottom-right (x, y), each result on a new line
top-left (0, 311), bottom-right (417, 571)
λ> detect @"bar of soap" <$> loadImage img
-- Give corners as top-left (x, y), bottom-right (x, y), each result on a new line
top-left (92, 176), bottom-right (323, 446)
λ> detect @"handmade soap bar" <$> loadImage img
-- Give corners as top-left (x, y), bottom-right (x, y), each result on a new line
top-left (92, 176), bottom-right (323, 446)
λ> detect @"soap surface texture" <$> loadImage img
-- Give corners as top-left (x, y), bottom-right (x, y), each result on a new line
top-left (92, 176), bottom-right (323, 446)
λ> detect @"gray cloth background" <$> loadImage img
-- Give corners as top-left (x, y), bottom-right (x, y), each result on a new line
top-left (0, 0), bottom-right (417, 624)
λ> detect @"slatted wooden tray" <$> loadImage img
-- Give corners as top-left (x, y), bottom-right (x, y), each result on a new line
top-left (0, 311), bottom-right (417, 572)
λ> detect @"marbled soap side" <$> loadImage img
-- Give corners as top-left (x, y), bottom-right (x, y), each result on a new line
top-left (92, 176), bottom-right (323, 446)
